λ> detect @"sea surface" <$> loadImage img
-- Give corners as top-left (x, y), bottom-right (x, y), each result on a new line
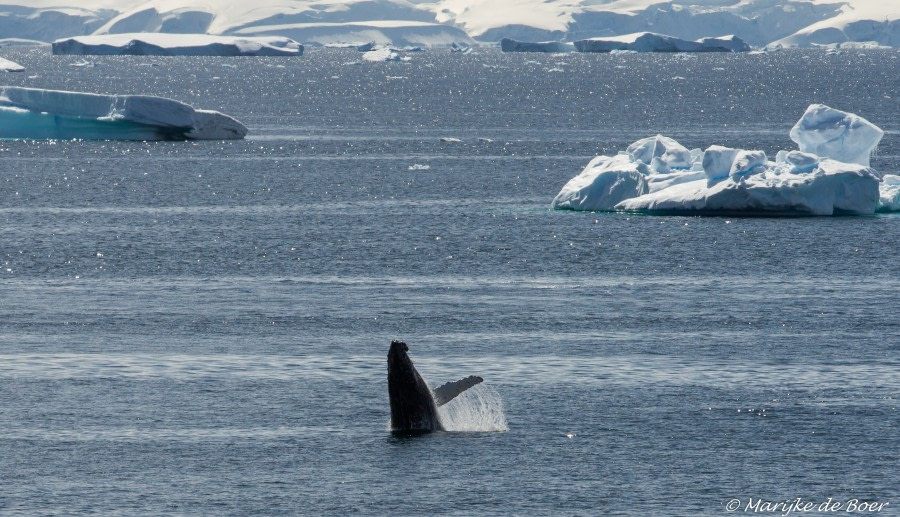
top-left (0, 47), bottom-right (898, 516)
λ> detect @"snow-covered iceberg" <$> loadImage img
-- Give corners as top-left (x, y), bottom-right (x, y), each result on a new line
top-left (52, 33), bottom-right (303, 56)
top-left (552, 105), bottom-right (890, 216)
top-left (574, 32), bottom-right (750, 52)
top-left (500, 38), bottom-right (574, 52)
top-left (0, 57), bottom-right (24, 72)
top-left (0, 86), bottom-right (247, 140)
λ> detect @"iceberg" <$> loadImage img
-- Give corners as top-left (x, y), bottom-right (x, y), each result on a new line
top-left (574, 33), bottom-right (751, 53)
top-left (616, 159), bottom-right (880, 215)
top-left (0, 86), bottom-right (247, 140)
top-left (0, 38), bottom-right (49, 47)
top-left (552, 104), bottom-right (890, 216)
top-left (361, 48), bottom-right (410, 62)
top-left (500, 38), bottom-right (574, 52)
top-left (52, 33), bottom-right (303, 56)
top-left (0, 57), bottom-right (24, 72)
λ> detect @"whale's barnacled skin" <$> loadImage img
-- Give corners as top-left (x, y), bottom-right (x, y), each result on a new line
top-left (387, 340), bottom-right (483, 433)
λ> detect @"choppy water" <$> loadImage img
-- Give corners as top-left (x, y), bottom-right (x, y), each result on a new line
top-left (0, 47), bottom-right (898, 515)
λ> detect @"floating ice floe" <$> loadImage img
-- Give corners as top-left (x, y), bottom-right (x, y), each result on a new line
top-left (500, 38), bottom-right (574, 53)
top-left (362, 48), bottom-right (410, 62)
top-left (552, 104), bottom-right (891, 216)
top-left (0, 57), bottom-right (24, 72)
top-left (450, 42), bottom-right (472, 53)
top-left (52, 33), bottom-right (303, 56)
top-left (574, 33), bottom-right (751, 53)
top-left (0, 86), bottom-right (247, 140)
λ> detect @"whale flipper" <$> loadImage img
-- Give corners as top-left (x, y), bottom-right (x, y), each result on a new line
top-left (432, 375), bottom-right (484, 407)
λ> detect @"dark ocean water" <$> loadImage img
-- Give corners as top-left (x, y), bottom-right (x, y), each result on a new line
top-left (0, 47), bottom-right (898, 516)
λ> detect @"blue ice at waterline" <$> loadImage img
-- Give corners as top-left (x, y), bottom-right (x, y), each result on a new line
top-left (0, 86), bottom-right (247, 141)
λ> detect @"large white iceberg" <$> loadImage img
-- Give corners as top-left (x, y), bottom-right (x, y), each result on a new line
top-left (552, 104), bottom-right (891, 216)
top-left (52, 33), bottom-right (303, 56)
top-left (0, 86), bottom-right (247, 140)
top-left (616, 157), bottom-right (880, 215)
top-left (574, 32), bottom-right (751, 53)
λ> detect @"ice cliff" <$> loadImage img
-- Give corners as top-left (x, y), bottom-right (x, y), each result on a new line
top-left (0, 0), bottom-right (895, 49)
top-left (52, 33), bottom-right (303, 56)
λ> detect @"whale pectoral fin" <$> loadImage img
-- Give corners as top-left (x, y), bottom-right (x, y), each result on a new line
top-left (432, 375), bottom-right (484, 406)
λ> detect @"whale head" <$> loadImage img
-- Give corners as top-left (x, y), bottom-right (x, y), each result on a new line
top-left (388, 339), bottom-right (412, 373)
top-left (387, 340), bottom-right (441, 432)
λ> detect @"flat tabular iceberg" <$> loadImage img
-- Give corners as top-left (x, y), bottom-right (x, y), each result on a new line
top-left (574, 33), bottom-right (751, 53)
top-left (52, 33), bottom-right (303, 56)
top-left (552, 105), bottom-right (890, 216)
top-left (500, 38), bottom-right (574, 52)
top-left (0, 86), bottom-right (247, 140)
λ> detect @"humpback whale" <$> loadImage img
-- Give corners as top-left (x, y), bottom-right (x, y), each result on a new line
top-left (387, 340), bottom-right (483, 433)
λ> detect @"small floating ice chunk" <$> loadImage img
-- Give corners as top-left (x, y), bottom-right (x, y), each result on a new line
top-left (450, 42), bottom-right (472, 53)
top-left (0, 57), bottom-right (24, 73)
top-left (362, 48), bottom-right (406, 62)
top-left (789, 104), bottom-right (883, 166)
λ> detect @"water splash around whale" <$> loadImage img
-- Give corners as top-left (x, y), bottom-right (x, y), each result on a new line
top-left (437, 382), bottom-right (508, 433)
